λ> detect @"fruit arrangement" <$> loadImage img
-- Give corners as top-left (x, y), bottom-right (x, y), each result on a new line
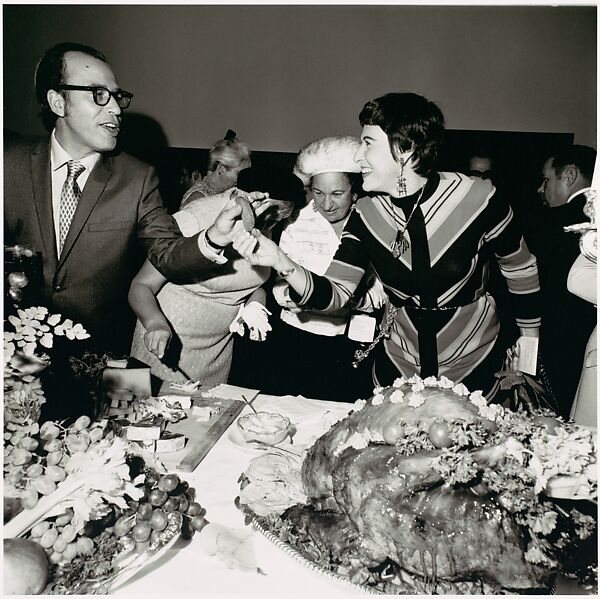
top-left (4, 414), bottom-right (209, 594)
top-left (36, 468), bottom-right (208, 594)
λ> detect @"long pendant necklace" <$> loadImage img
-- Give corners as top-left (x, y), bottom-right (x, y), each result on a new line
top-left (390, 185), bottom-right (426, 259)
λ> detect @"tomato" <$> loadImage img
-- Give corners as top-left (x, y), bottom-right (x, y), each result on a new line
top-left (428, 421), bottom-right (452, 448)
top-left (382, 421), bottom-right (405, 445)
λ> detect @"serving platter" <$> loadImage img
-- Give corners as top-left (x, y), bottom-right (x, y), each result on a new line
top-left (251, 519), bottom-right (383, 595)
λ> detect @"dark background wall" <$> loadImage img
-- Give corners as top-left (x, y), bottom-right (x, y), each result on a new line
top-left (3, 4), bottom-right (597, 151)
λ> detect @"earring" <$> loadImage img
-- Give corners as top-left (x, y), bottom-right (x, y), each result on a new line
top-left (396, 158), bottom-right (407, 197)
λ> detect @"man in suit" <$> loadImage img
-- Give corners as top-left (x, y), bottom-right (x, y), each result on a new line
top-left (5, 42), bottom-right (259, 355)
top-left (535, 144), bottom-right (597, 417)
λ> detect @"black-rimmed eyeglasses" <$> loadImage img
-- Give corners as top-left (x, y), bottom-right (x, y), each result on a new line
top-left (58, 85), bottom-right (134, 109)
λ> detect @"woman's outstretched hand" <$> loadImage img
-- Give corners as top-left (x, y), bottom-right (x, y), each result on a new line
top-left (232, 229), bottom-right (289, 270)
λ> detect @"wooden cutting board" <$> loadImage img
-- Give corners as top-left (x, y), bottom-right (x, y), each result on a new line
top-left (157, 383), bottom-right (255, 473)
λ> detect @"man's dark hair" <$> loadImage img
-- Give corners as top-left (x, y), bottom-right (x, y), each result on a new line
top-left (34, 42), bottom-right (106, 131)
top-left (551, 145), bottom-right (596, 182)
top-left (359, 92), bottom-right (445, 177)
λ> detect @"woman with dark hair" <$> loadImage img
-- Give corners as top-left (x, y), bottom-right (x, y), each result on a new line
top-left (235, 93), bottom-right (541, 399)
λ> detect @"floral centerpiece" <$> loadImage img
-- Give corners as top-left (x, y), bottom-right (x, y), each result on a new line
top-left (4, 307), bottom-right (90, 426)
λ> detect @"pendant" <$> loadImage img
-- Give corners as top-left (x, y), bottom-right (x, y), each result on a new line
top-left (391, 231), bottom-right (409, 259)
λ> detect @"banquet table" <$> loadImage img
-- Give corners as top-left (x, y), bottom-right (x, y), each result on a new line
top-left (114, 390), bottom-right (361, 596)
top-left (113, 388), bottom-right (593, 596)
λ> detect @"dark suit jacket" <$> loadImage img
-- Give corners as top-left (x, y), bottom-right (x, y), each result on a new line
top-left (536, 192), bottom-right (597, 415)
top-left (4, 137), bottom-right (217, 352)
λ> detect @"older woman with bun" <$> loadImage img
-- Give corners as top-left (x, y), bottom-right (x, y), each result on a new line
top-left (234, 93), bottom-right (541, 399)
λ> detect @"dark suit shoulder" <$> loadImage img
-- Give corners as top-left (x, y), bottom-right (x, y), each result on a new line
top-left (4, 135), bottom-right (47, 161)
top-left (107, 149), bottom-right (155, 175)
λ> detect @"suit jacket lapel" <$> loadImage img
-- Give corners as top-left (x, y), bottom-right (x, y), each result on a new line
top-left (58, 155), bottom-right (111, 267)
top-left (30, 138), bottom-right (58, 266)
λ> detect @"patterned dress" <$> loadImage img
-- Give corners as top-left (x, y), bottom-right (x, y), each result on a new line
top-left (130, 193), bottom-right (270, 385)
top-left (291, 172), bottom-right (541, 398)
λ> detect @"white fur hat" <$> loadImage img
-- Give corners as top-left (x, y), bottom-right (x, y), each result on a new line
top-left (293, 136), bottom-right (361, 187)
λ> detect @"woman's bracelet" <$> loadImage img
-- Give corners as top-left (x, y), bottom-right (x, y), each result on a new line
top-left (278, 266), bottom-right (296, 279)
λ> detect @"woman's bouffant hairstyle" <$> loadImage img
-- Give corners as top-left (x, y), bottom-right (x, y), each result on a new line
top-left (34, 42), bottom-right (107, 132)
top-left (359, 92), bottom-right (445, 177)
top-left (207, 130), bottom-right (251, 172)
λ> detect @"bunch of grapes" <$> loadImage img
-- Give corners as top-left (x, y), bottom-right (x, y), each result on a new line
top-left (27, 507), bottom-right (95, 564)
top-left (114, 470), bottom-right (208, 557)
top-left (3, 415), bottom-right (108, 510)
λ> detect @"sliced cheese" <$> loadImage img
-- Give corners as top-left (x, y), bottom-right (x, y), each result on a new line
top-left (191, 405), bottom-right (213, 421)
top-left (155, 433), bottom-right (186, 453)
top-left (127, 424), bottom-right (162, 441)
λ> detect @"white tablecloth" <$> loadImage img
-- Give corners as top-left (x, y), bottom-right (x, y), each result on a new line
top-left (114, 392), bottom-right (357, 596)
top-left (113, 391), bottom-right (590, 597)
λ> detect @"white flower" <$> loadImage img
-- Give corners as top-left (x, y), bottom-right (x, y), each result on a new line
top-left (7, 315), bottom-right (22, 330)
top-left (373, 385), bottom-right (384, 394)
top-left (423, 376), bottom-right (439, 387)
top-left (411, 379), bottom-right (425, 393)
top-left (372, 393), bottom-right (384, 406)
top-left (407, 374), bottom-right (422, 385)
top-left (438, 376), bottom-right (454, 389)
top-left (452, 383), bottom-right (470, 396)
top-left (353, 399), bottom-right (367, 411)
top-left (392, 377), bottom-right (407, 388)
top-left (408, 392), bottom-right (425, 408)
top-left (389, 389), bottom-right (405, 404)
top-left (478, 403), bottom-right (503, 421)
top-left (469, 390), bottom-right (486, 406)
top-left (47, 313), bottom-right (62, 327)
top-left (39, 332), bottom-right (53, 349)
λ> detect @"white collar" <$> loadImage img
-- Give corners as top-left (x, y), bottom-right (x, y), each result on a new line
top-left (50, 130), bottom-right (101, 173)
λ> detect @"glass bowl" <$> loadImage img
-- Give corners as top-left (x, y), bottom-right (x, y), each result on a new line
top-left (237, 412), bottom-right (291, 445)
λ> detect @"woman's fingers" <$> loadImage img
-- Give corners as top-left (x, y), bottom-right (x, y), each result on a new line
top-left (232, 230), bottom-right (258, 257)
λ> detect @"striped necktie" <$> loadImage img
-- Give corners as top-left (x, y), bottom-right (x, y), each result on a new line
top-left (58, 160), bottom-right (85, 254)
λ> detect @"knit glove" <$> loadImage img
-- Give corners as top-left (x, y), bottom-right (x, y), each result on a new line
top-left (229, 302), bottom-right (272, 341)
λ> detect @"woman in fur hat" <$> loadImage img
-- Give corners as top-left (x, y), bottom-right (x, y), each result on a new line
top-left (238, 136), bottom-right (386, 401)
top-left (234, 93), bottom-right (541, 400)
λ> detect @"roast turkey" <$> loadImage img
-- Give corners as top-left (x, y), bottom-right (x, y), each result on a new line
top-left (292, 381), bottom-right (553, 591)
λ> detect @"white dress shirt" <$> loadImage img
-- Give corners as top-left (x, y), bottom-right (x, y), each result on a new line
top-left (50, 131), bottom-right (101, 254)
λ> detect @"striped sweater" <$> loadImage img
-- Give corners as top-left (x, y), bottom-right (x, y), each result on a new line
top-left (292, 172), bottom-right (541, 384)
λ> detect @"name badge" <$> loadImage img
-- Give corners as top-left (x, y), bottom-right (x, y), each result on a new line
top-left (348, 314), bottom-right (376, 343)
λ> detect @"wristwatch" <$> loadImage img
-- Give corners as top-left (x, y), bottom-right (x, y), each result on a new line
top-left (205, 229), bottom-right (227, 252)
